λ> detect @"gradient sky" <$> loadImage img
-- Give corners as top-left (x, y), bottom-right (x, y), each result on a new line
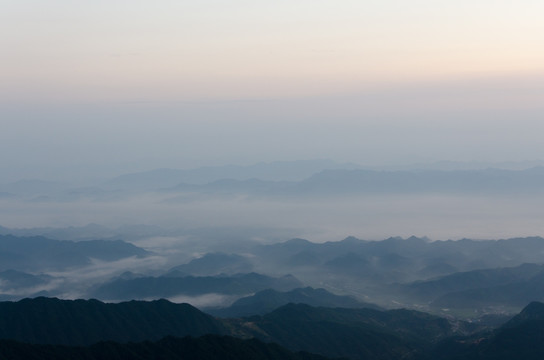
top-left (2, 0), bottom-right (544, 181)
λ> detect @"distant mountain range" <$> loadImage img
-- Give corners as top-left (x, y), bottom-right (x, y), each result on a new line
top-left (103, 159), bottom-right (362, 190)
top-left (2, 161), bottom-right (544, 200)
top-left (157, 167), bottom-right (544, 198)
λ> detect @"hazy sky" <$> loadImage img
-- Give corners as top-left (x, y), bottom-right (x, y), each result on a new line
top-left (2, 0), bottom-right (544, 181)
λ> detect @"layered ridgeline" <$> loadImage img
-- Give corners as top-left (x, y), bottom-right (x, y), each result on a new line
top-left (2, 233), bottom-right (544, 314)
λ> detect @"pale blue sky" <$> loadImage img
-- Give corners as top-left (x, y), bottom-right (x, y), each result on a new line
top-left (1, 0), bottom-right (544, 181)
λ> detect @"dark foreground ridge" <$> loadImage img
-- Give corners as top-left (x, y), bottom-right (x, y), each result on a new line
top-left (0, 297), bottom-right (227, 345)
top-left (0, 335), bottom-right (335, 360)
top-left (2, 297), bottom-right (544, 359)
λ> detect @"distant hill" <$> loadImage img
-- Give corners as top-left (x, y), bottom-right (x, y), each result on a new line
top-left (0, 297), bottom-right (227, 345)
top-left (0, 269), bottom-right (53, 290)
top-left (209, 287), bottom-right (381, 317)
top-left (403, 263), bottom-right (544, 302)
top-left (167, 252), bottom-right (254, 276)
top-left (0, 235), bottom-right (150, 271)
top-left (431, 269), bottom-right (544, 311)
top-left (0, 335), bottom-right (333, 360)
top-left (90, 272), bottom-right (303, 301)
